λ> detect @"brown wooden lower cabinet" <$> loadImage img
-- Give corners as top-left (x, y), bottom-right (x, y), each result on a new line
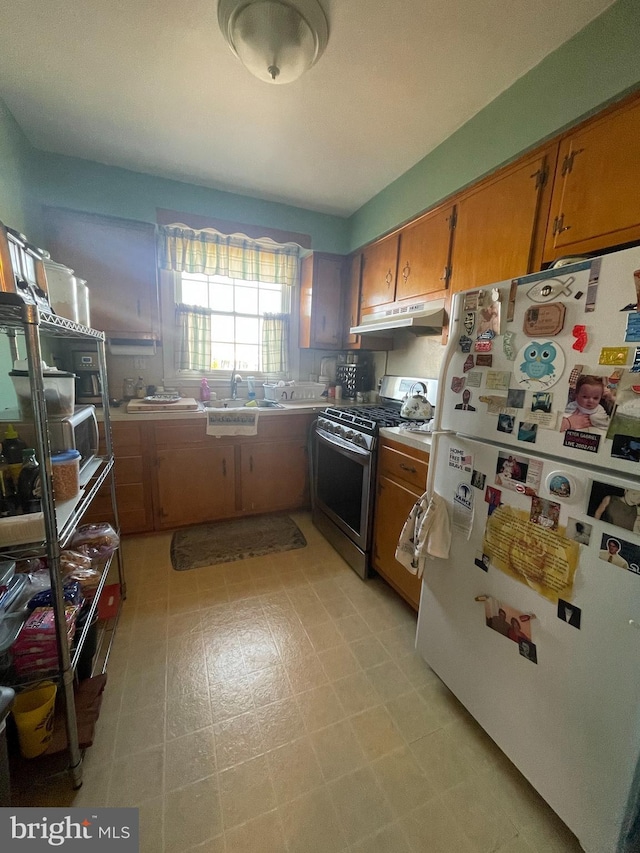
top-left (86, 412), bottom-right (314, 534)
top-left (83, 421), bottom-right (154, 534)
top-left (372, 438), bottom-right (430, 610)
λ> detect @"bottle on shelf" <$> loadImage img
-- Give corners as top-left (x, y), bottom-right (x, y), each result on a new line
top-left (135, 377), bottom-right (146, 399)
top-left (200, 377), bottom-right (211, 402)
top-left (2, 424), bottom-right (26, 486)
top-left (17, 448), bottom-right (41, 514)
top-left (0, 451), bottom-right (17, 516)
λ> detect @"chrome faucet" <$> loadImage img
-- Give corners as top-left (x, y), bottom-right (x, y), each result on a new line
top-left (230, 373), bottom-right (242, 399)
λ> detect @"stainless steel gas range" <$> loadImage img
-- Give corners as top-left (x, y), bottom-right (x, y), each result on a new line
top-left (312, 375), bottom-right (438, 579)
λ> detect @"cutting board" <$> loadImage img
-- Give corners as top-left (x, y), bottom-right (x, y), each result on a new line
top-left (126, 397), bottom-right (199, 413)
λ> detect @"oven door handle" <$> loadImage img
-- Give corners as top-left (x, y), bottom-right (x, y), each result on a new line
top-left (316, 428), bottom-right (371, 460)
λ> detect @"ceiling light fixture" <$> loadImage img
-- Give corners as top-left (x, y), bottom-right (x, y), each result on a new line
top-left (218, 0), bottom-right (328, 85)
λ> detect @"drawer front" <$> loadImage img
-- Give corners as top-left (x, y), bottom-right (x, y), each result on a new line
top-left (378, 444), bottom-right (429, 491)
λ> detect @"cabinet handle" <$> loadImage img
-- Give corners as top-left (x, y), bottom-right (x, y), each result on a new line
top-left (385, 269), bottom-right (393, 288)
top-left (400, 463), bottom-right (417, 473)
top-left (402, 261), bottom-right (410, 284)
top-left (440, 266), bottom-right (450, 282)
top-left (552, 214), bottom-right (571, 236)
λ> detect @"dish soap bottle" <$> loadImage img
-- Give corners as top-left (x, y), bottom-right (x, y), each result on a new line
top-left (247, 377), bottom-right (256, 401)
top-left (200, 377), bottom-right (211, 403)
top-left (135, 376), bottom-right (146, 399)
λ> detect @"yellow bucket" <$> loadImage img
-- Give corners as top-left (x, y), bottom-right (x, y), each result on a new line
top-left (12, 681), bottom-right (57, 759)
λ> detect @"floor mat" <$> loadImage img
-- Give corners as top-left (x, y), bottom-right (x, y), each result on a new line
top-left (170, 513), bottom-right (307, 570)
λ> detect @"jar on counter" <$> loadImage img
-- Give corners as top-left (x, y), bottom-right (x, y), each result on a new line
top-left (335, 385), bottom-right (343, 401)
top-left (51, 450), bottom-right (80, 502)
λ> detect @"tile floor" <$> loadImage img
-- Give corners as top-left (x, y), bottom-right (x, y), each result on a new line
top-left (19, 513), bottom-right (582, 852)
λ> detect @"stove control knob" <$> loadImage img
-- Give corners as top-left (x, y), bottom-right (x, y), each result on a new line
top-left (352, 433), bottom-right (367, 447)
top-left (344, 430), bottom-right (356, 441)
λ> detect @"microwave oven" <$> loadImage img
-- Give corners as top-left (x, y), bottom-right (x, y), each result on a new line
top-left (0, 405), bottom-right (99, 472)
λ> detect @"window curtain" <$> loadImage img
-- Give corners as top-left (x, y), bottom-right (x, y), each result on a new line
top-left (159, 224), bottom-right (300, 287)
top-left (262, 313), bottom-right (289, 375)
top-left (175, 303), bottom-right (213, 371)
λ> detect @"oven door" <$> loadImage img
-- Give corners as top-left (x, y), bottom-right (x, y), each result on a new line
top-left (313, 426), bottom-right (373, 552)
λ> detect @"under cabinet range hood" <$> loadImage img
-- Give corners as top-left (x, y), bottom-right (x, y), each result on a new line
top-left (350, 298), bottom-right (446, 335)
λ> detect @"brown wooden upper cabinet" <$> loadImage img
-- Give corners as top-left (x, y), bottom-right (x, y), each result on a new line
top-left (343, 252), bottom-right (362, 348)
top-left (450, 147), bottom-right (556, 293)
top-left (543, 97), bottom-right (640, 262)
top-left (299, 252), bottom-right (344, 349)
top-left (395, 203), bottom-right (455, 301)
top-left (42, 207), bottom-right (159, 338)
top-left (360, 233), bottom-right (399, 310)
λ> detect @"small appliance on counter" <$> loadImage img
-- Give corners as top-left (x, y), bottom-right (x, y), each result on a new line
top-left (0, 221), bottom-right (51, 312)
top-left (73, 351), bottom-right (103, 405)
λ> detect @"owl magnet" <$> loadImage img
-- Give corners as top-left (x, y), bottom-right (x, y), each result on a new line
top-left (516, 341), bottom-right (566, 389)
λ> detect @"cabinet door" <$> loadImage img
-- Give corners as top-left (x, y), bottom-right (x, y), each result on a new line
top-left (450, 151), bottom-right (552, 293)
top-left (544, 98), bottom-right (640, 259)
top-left (43, 207), bottom-right (158, 337)
top-left (156, 446), bottom-right (236, 528)
top-left (396, 205), bottom-right (455, 301)
top-left (299, 252), bottom-right (344, 349)
top-left (240, 439), bottom-right (308, 514)
top-left (360, 233), bottom-right (399, 310)
top-left (343, 253), bottom-right (362, 347)
top-left (311, 255), bottom-right (344, 348)
top-left (372, 475), bottom-right (422, 611)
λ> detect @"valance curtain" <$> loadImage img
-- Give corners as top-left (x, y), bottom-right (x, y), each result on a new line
top-left (262, 313), bottom-right (290, 375)
top-left (159, 224), bottom-right (300, 287)
top-left (175, 303), bottom-right (213, 371)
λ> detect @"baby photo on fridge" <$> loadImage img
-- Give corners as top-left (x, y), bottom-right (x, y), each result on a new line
top-left (566, 518), bottom-right (593, 545)
top-left (560, 372), bottom-right (616, 433)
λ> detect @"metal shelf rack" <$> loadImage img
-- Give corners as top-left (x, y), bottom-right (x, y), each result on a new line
top-left (0, 299), bottom-right (126, 789)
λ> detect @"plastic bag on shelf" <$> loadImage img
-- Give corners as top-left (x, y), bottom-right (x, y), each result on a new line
top-left (60, 550), bottom-right (93, 573)
top-left (63, 566), bottom-right (102, 600)
top-left (69, 523), bottom-right (120, 560)
top-left (26, 579), bottom-right (84, 611)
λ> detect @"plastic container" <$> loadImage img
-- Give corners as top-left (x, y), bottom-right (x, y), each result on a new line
top-left (51, 450), bottom-right (81, 502)
top-left (200, 378), bottom-right (211, 403)
top-left (11, 681), bottom-right (57, 758)
top-left (42, 260), bottom-right (78, 323)
top-left (10, 369), bottom-right (76, 419)
top-left (76, 278), bottom-right (90, 327)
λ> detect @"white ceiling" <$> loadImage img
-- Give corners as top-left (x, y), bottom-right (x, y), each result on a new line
top-left (0, 0), bottom-right (613, 217)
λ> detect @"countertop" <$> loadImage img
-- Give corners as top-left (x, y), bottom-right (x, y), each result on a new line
top-left (104, 401), bottom-right (434, 454)
top-left (379, 426), bottom-right (433, 453)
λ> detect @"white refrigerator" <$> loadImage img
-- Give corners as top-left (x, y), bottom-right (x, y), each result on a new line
top-left (416, 246), bottom-right (640, 853)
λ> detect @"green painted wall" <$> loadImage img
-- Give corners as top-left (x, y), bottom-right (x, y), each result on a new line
top-left (0, 98), bottom-right (34, 236)
top-left (348, 0), bottom-right (640, 251)
top-left (32, 151), bottom-right (349, 255)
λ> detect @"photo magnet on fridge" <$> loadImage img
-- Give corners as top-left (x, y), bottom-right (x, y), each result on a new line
top-left (519, 638), bottom-right (538, 664)
top-left (599, 534), bottom-right (640, 575)
top-left (471, 470), bottom-right (486, 490)
top-left (558, 599), bottom-right (582, 629)
top-left (566, 518), bottom-right (592, 545)
top-left (587, 482), bottom-right (640, 533)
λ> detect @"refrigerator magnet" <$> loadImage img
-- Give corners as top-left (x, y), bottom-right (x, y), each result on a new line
top-left (546, 471), bottom-right (580, 502)
top-left (459, 335), bottom-right (473, 353)
top-left (523, 302), bottom-right (566, 337)
top-left (625, 313), bottom-right (640, 343)
top-left (525, 275), bottom-right (574, 303)
top-left (463, 312), bottom-right (476, 335)
top-left (503, 331), bottom-right (516, 360)
top-left (463, 354), bottom-right (475, 373)
top-left (516, 341), bottom-right (565, 389)
top-left (557, 599), bottom-right (582, 629)
top-left (518, 638), bottom-right (538, 664)
top-left (598, 347), bottom-right (629, 366)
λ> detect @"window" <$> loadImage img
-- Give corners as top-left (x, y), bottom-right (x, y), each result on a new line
top-left (177, 272), bottom-right (290, 372)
